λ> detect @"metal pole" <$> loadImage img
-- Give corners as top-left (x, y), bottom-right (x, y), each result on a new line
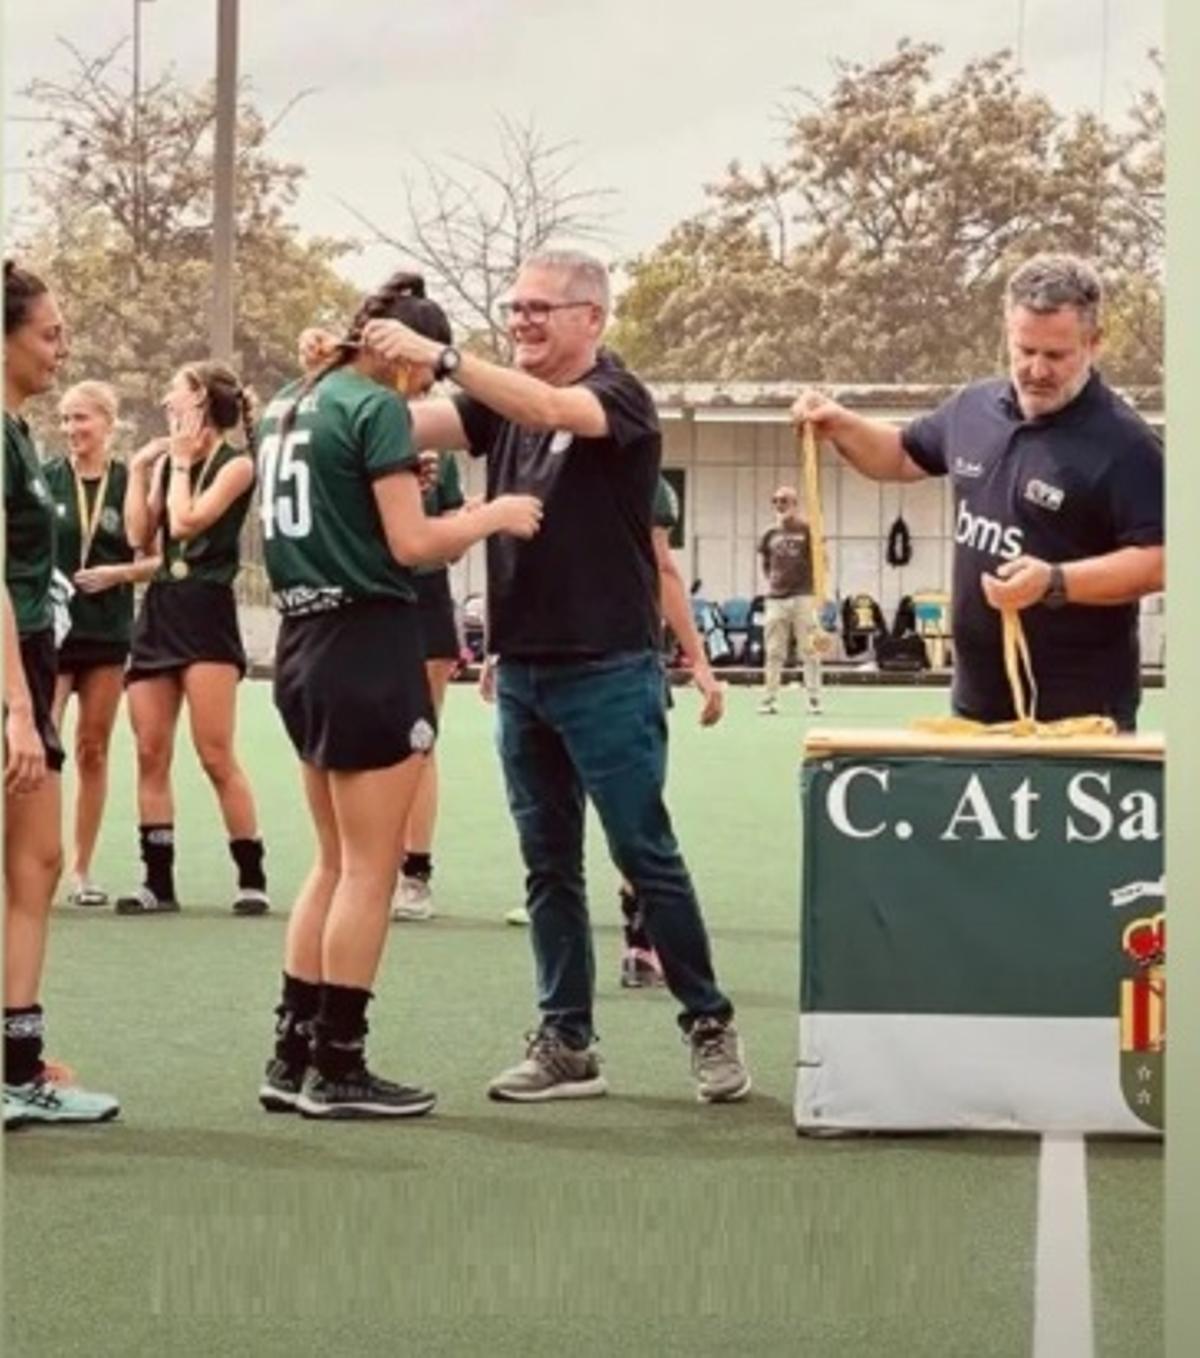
top-left (132, 0), bottom-right (141, 253)
top-left (210, 0), bottom-right (239, 362)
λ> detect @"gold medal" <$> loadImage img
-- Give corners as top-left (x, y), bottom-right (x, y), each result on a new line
top-left (73, 460), bottom-right (111, 568)
top-left (170, 559), bottom-right (190, 580)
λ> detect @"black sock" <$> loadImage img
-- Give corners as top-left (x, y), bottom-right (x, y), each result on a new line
top-left (230, 838), bottom-right (267, 891)
top-left (620, 887), bottom-right (650, 950)
top-left (273, 972), bottom-right (320, 1068)
top-left (139, 823), bottom-right (176, 901)
top-left (402, 852), bottom-right (432, 882)
top-left (4, 1004), bottom-right (45, 1086)
top-left (312, 984), bottom-right (373, 1080)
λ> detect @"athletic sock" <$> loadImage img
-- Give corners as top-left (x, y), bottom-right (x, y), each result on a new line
top-left (4, 1004), bottom-right (45, 1086)
top-left (273, 972), bottom-right (320, 1069)
top-left (230, 837), bottom-right (267, 891)
top-left (402, 852), bottom-right (432, 882)
top-left (312, 984), bottom-right (373, 1080)
top-left (620, 886), bottom-right (651, 950)
top-left (139, 823), bottom-right (176, 902)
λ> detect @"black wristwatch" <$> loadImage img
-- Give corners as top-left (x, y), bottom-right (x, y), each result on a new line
top-left (433, 346), bottom-right (462, 382)
top-left (1043, 562), bottom-right (1069, 609)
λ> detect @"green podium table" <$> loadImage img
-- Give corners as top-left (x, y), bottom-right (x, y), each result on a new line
top-left (797, 729), bottom-right (1164, 1135)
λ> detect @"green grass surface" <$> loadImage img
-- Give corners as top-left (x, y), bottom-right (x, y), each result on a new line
top-left (5, 682), bottom-right (1162, 1357)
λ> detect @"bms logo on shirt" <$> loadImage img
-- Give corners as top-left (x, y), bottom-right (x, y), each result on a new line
top-left (954, 500), bottom-right (1024, 561)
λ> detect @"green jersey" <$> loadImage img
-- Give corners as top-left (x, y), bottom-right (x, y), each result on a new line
top-left (4, 413), bottom-right (56, 636)
top-left (155, 442), bottom-right (253, 587)
top-left (416, 452), bottom-right (465, 577)
top-left (44, 456), bottom-right (135, 645)
top-left (256, 369), bottom-right (421, 615)
top-left (653, 476), bottom-right (679, 531)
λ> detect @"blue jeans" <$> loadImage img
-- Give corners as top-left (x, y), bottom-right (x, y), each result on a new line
top-left (496, 650), bottom-right (733, 1048)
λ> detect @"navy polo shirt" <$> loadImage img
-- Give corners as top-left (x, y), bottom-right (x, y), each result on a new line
top-left (901, 372), bottom-right (1163, 725)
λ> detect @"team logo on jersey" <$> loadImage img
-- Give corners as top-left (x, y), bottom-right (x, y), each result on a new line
top-left (100, 507), bottom-right (122, 535)
top-left (31, 477), bottom-right (50, 503)
top-left (409, 719), bottom-right (436, 753)
top-left (548, 429), bottom-right (574, 455)
top-left (55, 501), bottom-right (67, 517)
top-left (1111, 876), bottom-right (1164, 1131)
top-left (952, 457), bottom-right (985, 478)
top-left (1024, 478), bottom-right (1065, 511)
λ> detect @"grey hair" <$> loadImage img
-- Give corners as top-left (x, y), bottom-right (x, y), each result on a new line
top-left (522, 247), bottom-right (611, 312)
top-left (1006, 254), bottom-right (1104, 333)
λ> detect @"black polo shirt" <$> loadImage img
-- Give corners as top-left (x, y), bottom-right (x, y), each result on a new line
top-left (453, 350), bottom-right (661, 660)
top-left (900, 372), bottom-right (1163, 725)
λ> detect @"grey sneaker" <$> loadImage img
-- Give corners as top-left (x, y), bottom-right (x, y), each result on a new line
top-left (391, 876), bottom-right (435, 922)
top-left (487, 1031), bottom-right (607, 1102)
top-left (688, 1017), bottom-right (752, 1103)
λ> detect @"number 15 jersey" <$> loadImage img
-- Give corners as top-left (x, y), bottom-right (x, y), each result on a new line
top-left (257, 368), bottom-right (420, 616)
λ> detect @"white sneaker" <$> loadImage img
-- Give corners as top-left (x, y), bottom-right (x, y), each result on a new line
top-left (757, 696), bottom-right (778, 715)
top-left (391, 876), bottom-right (435, 922)
top-left (806, 694), bottom-right (823, 716)
top-left (504, 906), bottom-right (531, 926)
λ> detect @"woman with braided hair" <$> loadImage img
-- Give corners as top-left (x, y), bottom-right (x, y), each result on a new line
top-left (257, 271), bottom-right (541, 1119)
top-left (117, 361), bottom-right (269, 917)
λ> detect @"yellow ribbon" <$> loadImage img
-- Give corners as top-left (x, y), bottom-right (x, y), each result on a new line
top-left (73, 460), bottom-right (111, 567)
top-left (913, 607), bottom-right (1117, 738)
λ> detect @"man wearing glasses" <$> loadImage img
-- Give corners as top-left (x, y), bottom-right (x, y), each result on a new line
top-left (758, 486), bottom-right (822, 716)
top-left (363, 248), bottom-right (749, 1107)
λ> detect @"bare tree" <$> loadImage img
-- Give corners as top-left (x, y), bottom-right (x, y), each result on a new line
top-left (341, 117), bottom-right (615, 356)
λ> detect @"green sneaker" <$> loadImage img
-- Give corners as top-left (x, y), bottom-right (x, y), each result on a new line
top-left (295, 1067), bottom-right (436, 1120)
top-left (258, 1057), bottom-right (306, 1113)
top-left (487, 1030), bottom-right (607, 1102)
top-left (688, 1017), bottom-right (752, 1103)
top-left (4, 1075), bottom-right (120, 1124)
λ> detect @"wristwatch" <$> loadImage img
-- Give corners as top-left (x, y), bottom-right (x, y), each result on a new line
top-left (1042, 562), bottom-right (1069, 609)
top-left (433, 346), bottom-right (462, 382)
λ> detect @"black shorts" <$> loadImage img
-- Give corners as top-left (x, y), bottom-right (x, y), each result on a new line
top-left (58, 634), bottom-right (129, 677)
top-left (414, 570), bottom-right (460, 662)
top-left (274, 598), bottom-right (437, 771)
top-left (16, 629), bottom-right (65, 773)
top-left (126, 579), bottom-right (246, 684)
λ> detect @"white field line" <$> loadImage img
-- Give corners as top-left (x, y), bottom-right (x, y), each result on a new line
top-left (1033, 1132), bottom-right (1095, 1358)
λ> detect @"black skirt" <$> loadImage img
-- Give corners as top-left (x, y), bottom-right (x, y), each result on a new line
top-left (413, 570), bottom-right (460, 662)
top-left (126, 579), bottom-right (246, 684)
top-left (59, 634), bottom-right (129, 676)
top-left (16, 629), bottom-right (65, 773)
top-left (273, 598), bottom-right (436, 771)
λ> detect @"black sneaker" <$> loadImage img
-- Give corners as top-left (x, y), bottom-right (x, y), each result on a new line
top-left (258, 1058), bottom-right (306, 1113)
top-left (233, 888), bottom-right (270, 917)
top-left (295, 1067), bottom-right (437, 1120)
top-left (114, 886), bottom-right (180, 915)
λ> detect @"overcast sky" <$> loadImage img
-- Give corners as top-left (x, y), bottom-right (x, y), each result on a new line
top-left (3, 1), bottom-right (1163, 289)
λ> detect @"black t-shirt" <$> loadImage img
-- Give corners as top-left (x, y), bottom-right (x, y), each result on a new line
top-left (900, 372), bottom-right (1163, 724)
top-left (453, 350), bottom-right (661, 659)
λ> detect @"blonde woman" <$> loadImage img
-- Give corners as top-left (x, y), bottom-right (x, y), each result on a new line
top-left (44, 382), bottom-right (156, 907)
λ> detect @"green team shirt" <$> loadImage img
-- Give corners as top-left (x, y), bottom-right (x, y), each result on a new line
top-left (155, 442), bottom-right (253, 586)
top-left (43, 456), bottom-right (135, 644)
top-left (653, 476), bottom-right (679, 531)
top-left (256, 368), bottom-right (421, 614)
top-left (416, 452), bottom-right (465, 577)
top-left (4, 413), bottom-right (56, 636)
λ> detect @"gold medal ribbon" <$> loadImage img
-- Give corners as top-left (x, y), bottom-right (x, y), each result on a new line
top-left (167, 443), bottom-right (222, 579)
top-left (73, 461), bottom-right (111, 568)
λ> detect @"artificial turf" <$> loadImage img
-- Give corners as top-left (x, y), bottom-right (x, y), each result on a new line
top-left (4, 682), bottom-right (1162, 1357)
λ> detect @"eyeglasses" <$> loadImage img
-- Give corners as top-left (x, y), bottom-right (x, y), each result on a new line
top-left (498, 299), bottom-right (596, 324)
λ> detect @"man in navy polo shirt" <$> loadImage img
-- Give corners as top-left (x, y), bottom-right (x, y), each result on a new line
top-left (792, 254), bottom-right (1163, 729)
top-left (363, 248), bottom-right (750, 1106)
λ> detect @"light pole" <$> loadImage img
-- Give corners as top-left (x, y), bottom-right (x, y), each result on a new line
top-left (211, 0), bottom-right (239, 363)
top-left (132, 0), bottom-right (156, 256)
